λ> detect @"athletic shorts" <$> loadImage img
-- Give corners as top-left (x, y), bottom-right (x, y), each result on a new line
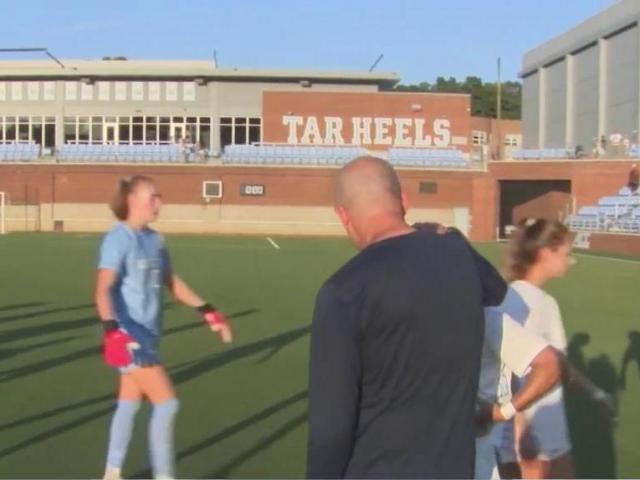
top-left (518, 387), bottom-right (572, 461)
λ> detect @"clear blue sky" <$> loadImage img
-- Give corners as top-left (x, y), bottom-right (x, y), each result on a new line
top-left (1, 0), bottom-right (615, 83)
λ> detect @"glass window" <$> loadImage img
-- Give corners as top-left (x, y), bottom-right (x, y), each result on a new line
top-left (105, 116), bottom-right (117, 123)
top-left (472, 130), bottom-right (487, 146)
top-left (249, 125), bottom-right (261, 145)
top-left (92, 116), bottom-right (103, 124)
top-left (199, 125), bottom-right (211, 149)
top-left (132, 124), bottom-right (144, 143)
top-left (504, 134), bottom-right (521, 147)
top-left (78, 123), bottom-right (90, 142)
top-left (64, 123), bottom-right (76, 143)
top-left (220, 117), bottom-right (232, 126)
top-left (118, 116), bottom-right (130, 123)
top-left (220, 125), bottom-right (232, 149)
top-left (78, 116), bottom-right (90, 124)
top-left (200, 117), bottom-right (210, 125)
top-left (235, 118), bottom-right (247, 125)
top-left (159, 124), bottom-right (170, 142)
top-left (31, 123), bottom-right (43, 145)
top-left (133, 116), bottom-right (143, 124)
top-left (44, 124), bottom-right (55, 148)
top-left (32, 116), bottom-right (42, 123)
top-left (187, 117), bottom-right (197, 123)
top-left (249, 117), bottom-right (261, 126)
top-left (5, 121), bottom-right (16, 142)
top-left (92, 124), bottom-right (103, 143)
top-left (146, 116), bottom-right (158, 124)
top-left (145, 124), bottom-right (158, 143)
top-left (119, 124), bottom-right (131, 143)
top-left (172, 116), bottom-right (184, 123)
top-left (185, 125), bottom-right (196, 143)
top-left (160, 116), bottom-right (171, 124)
top-left (234, 123), bottom-right (247, 144)
top-left (46, 116), bottom-right (56, 124)
top-left (18, 123), bottom-right (29, 141)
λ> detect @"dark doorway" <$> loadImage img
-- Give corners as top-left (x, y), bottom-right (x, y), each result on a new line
top-left (498, 180), bottom-right (572, 238)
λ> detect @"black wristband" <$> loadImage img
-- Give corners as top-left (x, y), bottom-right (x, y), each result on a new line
top-left (102, 319), bottom-right (119, 332)
top-left (196, 303), bottom-right (216, 314)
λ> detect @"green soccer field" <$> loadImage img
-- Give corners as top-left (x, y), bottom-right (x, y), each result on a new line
top-left (0, 233), bottom-right (638, 478)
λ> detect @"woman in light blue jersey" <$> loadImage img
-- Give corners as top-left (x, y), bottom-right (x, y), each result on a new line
top-left (95, 176), bottom-right (232, 480)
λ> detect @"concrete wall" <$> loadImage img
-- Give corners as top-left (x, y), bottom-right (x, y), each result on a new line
top-left (605, 26), bottom-right (639, 136)
top-left (573, 44), bottom-right (600, 149)
top-left (522, 73), bottom-right (540, 149)
top-left (4, 202), bottom-right (458, 236)
top-left (544, 60), bottom-right (567, 148)
top-left (521, 0), bottom-right (640, 151)
top-left (0, 164), bottom-right (482, 238)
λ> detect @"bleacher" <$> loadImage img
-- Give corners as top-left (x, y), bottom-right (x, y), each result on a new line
top-left (512, 148), bottom-right (572, 160)
top-left (387, 147), bottom-right (467, 168)
top-left (565, 186), bottom-right (640, 234)
top-left (0, 143), bottom-right (40, 162)
top-left (222, 144), bottom-right (469, 168)
top-left (56, 144), bottom-right (183, 163)
top-left (627, 145), bottom-right (640, 157)
top-left (222, 145), bottom-right (368, 166)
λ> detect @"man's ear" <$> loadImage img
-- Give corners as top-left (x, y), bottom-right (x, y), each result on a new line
top-left (334, 205), bottom-right (350, 228)
top-left (401, 191), bottom-right (409, 216)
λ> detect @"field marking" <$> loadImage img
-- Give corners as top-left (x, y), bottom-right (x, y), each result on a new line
top-left (574, 252), bottom-right (640, 265)
top-left (266, 237), bottom-right (281, 250)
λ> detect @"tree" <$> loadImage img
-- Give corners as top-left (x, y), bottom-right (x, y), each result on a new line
top-left (393, 76), bottom-right (521, 119)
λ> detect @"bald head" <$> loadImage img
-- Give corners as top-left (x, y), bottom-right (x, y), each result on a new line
top-left (334, 156), bottom-right (404, 216)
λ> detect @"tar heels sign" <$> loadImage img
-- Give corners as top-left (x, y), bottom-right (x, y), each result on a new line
top-left (282, 116), bottom-right (452, 147)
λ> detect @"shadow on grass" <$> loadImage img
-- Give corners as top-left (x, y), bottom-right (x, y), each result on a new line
top-left (0, 322), bottom-right (310, 464)
top-left (566, 332), bottom-right (618, 478)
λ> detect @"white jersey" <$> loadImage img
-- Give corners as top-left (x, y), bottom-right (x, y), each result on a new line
top-left (500, 280), bottom-right (572, 461)
top-left (475, 294), bottom-right (548, 479)
top-left (478, 306), bottom-right (548, 404)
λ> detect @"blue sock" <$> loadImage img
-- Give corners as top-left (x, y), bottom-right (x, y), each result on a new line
top-left (106, 400), bottom-right (141, 470)
top-left (149, 398), bottom-right (179, 478)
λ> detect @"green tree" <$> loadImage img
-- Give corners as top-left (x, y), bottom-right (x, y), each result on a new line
top-left (393, 76), bottom-right (521, 119)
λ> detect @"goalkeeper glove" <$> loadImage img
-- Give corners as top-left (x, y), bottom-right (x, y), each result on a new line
top-left (102, 320), bottom-right (134, 367)
top-left (197, 303), bottom-right (232, 343)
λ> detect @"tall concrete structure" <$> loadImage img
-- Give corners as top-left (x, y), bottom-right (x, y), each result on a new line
top-left (521, 0), bottom-right (640, 151)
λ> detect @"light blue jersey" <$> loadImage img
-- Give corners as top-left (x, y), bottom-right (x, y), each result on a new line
top-left (98, 222), bottom-right (170, 336)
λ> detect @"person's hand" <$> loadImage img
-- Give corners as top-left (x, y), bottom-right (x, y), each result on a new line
top-left (102, 320), bottom-right (134, 367)
top-left (475, 399), bottom-right (494, 436)
top-left (197, 303), bottom-right (233, 344)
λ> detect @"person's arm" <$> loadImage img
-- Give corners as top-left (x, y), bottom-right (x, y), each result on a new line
top-left (482, 310), bottom-right (561, 422)
top-left (492, 346), bottom-right (560, 421)
top-left (411, 223), bottom-right (507, 306)
top-left (464, 239), bottom-right (507, 307)
top-left (307, 283), bottom-right (361, 479)
top-left (162, 249), bottom-right (232, 343)
top-left (95, 268), bottom-right (117, 323)
top-left (165, 272), bottom-right (206, 307)
top-left (95, 232), bottom-right (126, 325)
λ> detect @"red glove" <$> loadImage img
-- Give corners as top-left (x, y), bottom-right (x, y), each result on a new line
top-left (197, 304), bottom-right (233, 344)
top-left (102, 320), bottom-right (135, 367)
